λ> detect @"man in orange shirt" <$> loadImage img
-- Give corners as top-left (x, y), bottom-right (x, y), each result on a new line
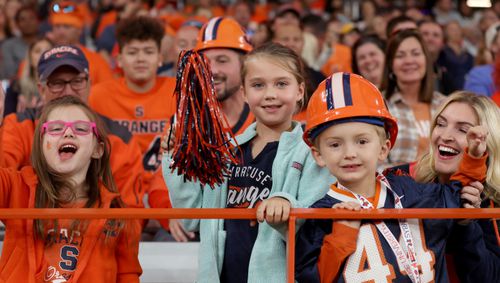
top-left (89, 16), bottom-right (176, 175)
top-left (1, 45), bottom-right (145, 209)
top-left (89, 16), bottom-right (177, 239)
top-left (49, 0), bottom-right (114, 84)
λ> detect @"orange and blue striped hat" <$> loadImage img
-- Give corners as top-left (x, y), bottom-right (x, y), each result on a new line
top-left (195, 17), bottom-right (252, 53)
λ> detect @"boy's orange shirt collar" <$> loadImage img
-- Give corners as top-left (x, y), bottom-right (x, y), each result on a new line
top-left (330, 180), bottom-right (382, 207)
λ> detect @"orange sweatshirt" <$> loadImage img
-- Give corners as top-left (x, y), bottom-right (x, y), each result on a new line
top-left (0, 109), bottom-right (145, 208)
top-left (0, 166), bottom-right (142, 283)
top-left (89, 77), bottom-right (177, 229)
top-left (89, 77), bottom-right (177, 174)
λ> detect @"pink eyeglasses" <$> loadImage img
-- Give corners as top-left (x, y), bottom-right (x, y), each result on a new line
top-left (41, 120), bottom-right (98, 137)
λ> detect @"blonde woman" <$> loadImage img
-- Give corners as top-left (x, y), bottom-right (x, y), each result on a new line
top-left (396, 91), bottom-right (500, 282)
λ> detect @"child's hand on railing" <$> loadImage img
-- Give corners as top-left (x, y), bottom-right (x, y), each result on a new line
top-left (255, 197), bottom-right (291, 226)
top-left (332, 201), bottom-right (361, 229)
top-left (466, 125), bottom-right (488, 158)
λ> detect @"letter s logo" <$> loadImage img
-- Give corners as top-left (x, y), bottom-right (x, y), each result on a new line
top-left (60, 246), bottom-right (79, 271)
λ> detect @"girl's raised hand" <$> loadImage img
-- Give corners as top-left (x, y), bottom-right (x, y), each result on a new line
top-left (256, 197), bottom-right (291, 225)
top-left (466, 125), bottom-right (488, 158)
top-left (332, 201), bottom-right (362, 229)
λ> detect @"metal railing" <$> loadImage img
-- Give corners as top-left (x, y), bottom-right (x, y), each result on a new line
top-left (2, 208), bottom-right (499, 283)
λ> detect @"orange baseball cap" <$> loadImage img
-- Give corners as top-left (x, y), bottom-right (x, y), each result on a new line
top-left (50, 1), bottom-right (84, 29)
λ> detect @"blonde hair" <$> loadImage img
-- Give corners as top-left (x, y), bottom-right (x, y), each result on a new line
top-left (241, 42), bottom-right (307, 113)
top-left (312, 123), bottom-right (388, 149)
top-left (414, 91), bottom-right (500, 204)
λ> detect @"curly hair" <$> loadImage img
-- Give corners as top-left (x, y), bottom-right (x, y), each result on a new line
top-left (116, 16), bottom-right (165, 51)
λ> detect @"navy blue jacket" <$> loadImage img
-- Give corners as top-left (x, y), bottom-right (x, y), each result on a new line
top-left (295, 172), bottom-right (481, 283)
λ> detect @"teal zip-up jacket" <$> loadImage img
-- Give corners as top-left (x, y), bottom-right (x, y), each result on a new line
top-left (162, 122), bottom-right (334, 283)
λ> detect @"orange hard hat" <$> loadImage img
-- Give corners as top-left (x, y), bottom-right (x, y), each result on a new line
top-left (303, 72), bottom-right (398, 148)
top-left (195, 17), bottom-right (252, 53)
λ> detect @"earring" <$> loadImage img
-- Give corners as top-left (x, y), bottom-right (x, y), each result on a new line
top-left (389, 72), bottom-right (395, 81)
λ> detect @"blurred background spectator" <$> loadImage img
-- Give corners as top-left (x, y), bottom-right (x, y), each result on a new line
top-left (351, 34), bottom-right (385, 88)
top-left (0, 6), bottom-right (40, 80)
top-left (4, 36), bottom-right (53, 116)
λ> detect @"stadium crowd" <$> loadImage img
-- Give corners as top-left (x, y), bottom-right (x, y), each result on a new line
top-left (0, 0), bottom-right (499, 282)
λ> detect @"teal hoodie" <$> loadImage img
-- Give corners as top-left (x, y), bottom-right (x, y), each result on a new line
top-left (162, 122), bottom-right (334, 283)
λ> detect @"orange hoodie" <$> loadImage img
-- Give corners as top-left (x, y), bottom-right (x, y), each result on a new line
top-left (0, 166), bottom-right (142, 283)
top-left (0, 109), bottom-right (145, 209)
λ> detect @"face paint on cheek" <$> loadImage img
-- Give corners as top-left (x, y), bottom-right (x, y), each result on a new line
top-left (46, 142), bottom-right (52, 150)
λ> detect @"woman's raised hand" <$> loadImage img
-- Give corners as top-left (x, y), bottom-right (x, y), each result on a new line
top-left (466, 125), bottom-right (488, 158)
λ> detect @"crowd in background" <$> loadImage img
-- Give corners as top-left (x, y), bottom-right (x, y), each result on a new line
top-left (2, 0), bottom-right (500, 102)
top-left (0, 1), bottom-right (498, 282)
top-left (0, 0), bottom-right (499, 239)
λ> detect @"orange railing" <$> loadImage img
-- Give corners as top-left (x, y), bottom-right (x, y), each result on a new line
top-left (2, 208), bottom-right (499, 283)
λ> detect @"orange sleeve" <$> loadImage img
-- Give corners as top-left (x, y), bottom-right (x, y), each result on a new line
top-left (116, 219), bottom-right (142, 283)
top-left (0, 127), bottom-right (21, 208)
top-left (318, 222), bottom-right (359, 283)
top-left (147, 171), bottom-right (172, 231)
top-left (492, 92), bottom-right (500, 107)
top-left (96, 11), bottom-right (117, 38)
top-left (450, 148), bottom-right (487, 185)
top-left (89, 52), bottom-right (114, 85)
top-left (108, 135), bottom-right (145, 208)
top-left (0, 113), bottom-right (34, 169)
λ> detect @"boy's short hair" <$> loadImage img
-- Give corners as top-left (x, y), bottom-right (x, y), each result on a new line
top-left (374, 124), bottom-right (388, 144)
top-left (116, 16), bottom-right (165, 51)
